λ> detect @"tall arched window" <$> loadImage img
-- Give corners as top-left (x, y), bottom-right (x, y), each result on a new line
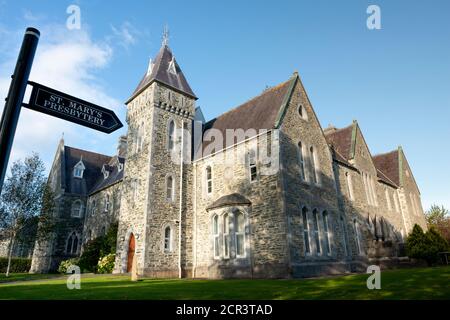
top-left (213, 215), bottom-right (219, 258)
top-left (322, 211), bottom-right (331, 255)
top-left (309, 146), bottom-right (318, 184)
top-left (166, 175), bottom-right (174, 201)
top-left (235, 212), bottom-right (245, 257)
top-left (248, 149), bottom-right (258, 182)
top-left (104, 194), bottom-right (110, 212)
top-left (168, 120), bottom-right (176, 151)
top-left (353, 218), bottom-right (362, 255)
top-left (223, 213), bottom-right (230, 258)
top-left (298, 142), bottom-right (305, 181)
top-left (164, 226), bottom-right (172, 252)
top-left (302, 207), bottom-right (310, 254)
top-left (312, 209), bottom-right (321, 255)
top-left (71, 200), bottom-right (83, 218)
top-left (206, 166), bottom-right (213, 194)
top-left (340, 216), bottom-right (349, 257)
top-left (91, 200), bottom-right (97, 215)
top-left (66, 232), bottom-right (79, 254)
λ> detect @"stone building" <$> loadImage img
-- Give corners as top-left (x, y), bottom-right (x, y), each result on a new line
top-left (29, 39), bottom-right (427, 278)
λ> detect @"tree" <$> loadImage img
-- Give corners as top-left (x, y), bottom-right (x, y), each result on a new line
top-left (406, 224), bottom-right (449, 266)
top-left (425, 205), bottom-right (450, 243)
top-left (0, 153), bottom-right (55, 276)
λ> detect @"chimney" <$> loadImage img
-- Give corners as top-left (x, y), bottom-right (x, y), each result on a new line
top-left (117, 135), bottom-right (127, 158)
top-left (323, 124), bottom-right (337, 134)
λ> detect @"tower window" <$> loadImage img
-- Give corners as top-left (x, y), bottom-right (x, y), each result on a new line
top-left (206, 166), bottom-right (213, 194)
top-left (168, 120), bottom-right (176, 151)
top-left (164, 226), bottom-right (172, 253)
top-left (166, 175), bottom-right (174, 201)
top-left (248, 149), bottom-right (258, 182)
top-left (71, 200), bottom-right (83, 218)
top-left (66, 232), bottom-right (79, 255)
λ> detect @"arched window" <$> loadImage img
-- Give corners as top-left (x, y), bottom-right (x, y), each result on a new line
top-left (248, 149), bottom-right (258, 182)
top-left (213, 215), bottom-right (219, 258)
top-left (298, 142), bottom-right (305, 181)
top-left (168, 120), bottom-right (176, 151)
top-left (71, 200), bottom-right (83, 218)
top-left (164, 226), bottom-right (172, 253)
top-left (298, 104), bottom-right (308, 120)
top-left (223, 213), bottom-right (230, 258)
top-left (91, 200), bottom-right (97, 215)
top-left (312, 209), bottom-right (321, 255)
top-left (309, 146), bottom-right (318, 184)
top-left (353, 218), bottom-right (362, 255)
top-left (166, 175), bottom-right (174, 201)
top-left (340, 216), bottom-right (349, 257)
top-left (345, 172), bottom-right (354, 201)
top-left (235, 212), bottom-right (246, 257)
top-left (206, 166), bottom-right (213, 194)
top-left (322, 211), bottom-right (331, 255)
top-left (302, 207), bottom-right (310, 254)
top-left (66, 232), bottom-right (79, 254)
top-left (73, 160), bottom-right (85, 178)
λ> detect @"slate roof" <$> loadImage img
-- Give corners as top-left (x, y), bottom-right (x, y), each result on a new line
top-left (324, 125), bottom-right (353, 160)
top-left (206, 193), bottom-right (252, 211)
top-left (89, 156), bottom-right (125, 195)
top-left (373, 150), bottom-right (400, 186)
top-left (64, 146), bottom-right (111, 195)
top-left (127, 45), bottom-right (197, 103)
top-left (201, 79), bottom-right (293, 155)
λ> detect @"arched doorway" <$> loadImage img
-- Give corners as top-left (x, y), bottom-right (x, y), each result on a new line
top-left (127, 233), bottom-right (135, 272)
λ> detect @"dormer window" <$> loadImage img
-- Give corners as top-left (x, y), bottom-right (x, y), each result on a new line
top-left (118, 162), bottom-right (124, 172)
top-left (102, 165), bottom-right (110, 179)
top-left (73, 160), bottom-right (85, 178)
top-left (168, 57), bottom-right (177, 75)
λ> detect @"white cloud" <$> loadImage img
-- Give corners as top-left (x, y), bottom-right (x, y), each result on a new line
top-left (110, 21), bottom-right (139, 50)
top-left (0, 25), bottom-right (126, 175)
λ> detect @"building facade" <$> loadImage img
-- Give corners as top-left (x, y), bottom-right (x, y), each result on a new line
top-left (29, 41), bottom-right (427, 278)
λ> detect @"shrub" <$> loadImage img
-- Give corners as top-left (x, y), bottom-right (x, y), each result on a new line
top-left (78, 223), bottom-right (118, 273)
top-left (0, 257), bottom-right (31, 273)
top-left (97, 253), bottom-right (115, 274)
top-left (57, 258), bottom-right (80, 274)
top-left (406, 224), bottom-right (450, 266)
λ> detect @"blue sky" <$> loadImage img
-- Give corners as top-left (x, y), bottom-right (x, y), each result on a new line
top-left (0, 0), bottom-right (449, 209)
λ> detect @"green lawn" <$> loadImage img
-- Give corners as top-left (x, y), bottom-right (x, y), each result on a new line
top-left (0, 266), bottom-right (449, 300)
top-left (0, 273), bottom-right (63, 283)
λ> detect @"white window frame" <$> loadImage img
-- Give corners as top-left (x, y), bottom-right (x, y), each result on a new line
top-left (71, 200), bottom-right (83, 218)
top-left (66, 232), bottom-right (79, 255)
top-left (248, 149), bottom-right (258, 183)
top-left (302, 207), bottom-right (311, 255)
top-left (309, 146), bottom-right (319, 185)
top-left (164, 226), bottom-right (172, 253)
top-left (234, 211), bottom-right (246, 258)
top-left (223, 213), bottom-right (230, 259)
top-left (206, 166), bottom-right (213, 195)
top-left (213, 215), bottom-right (220, 259)
top-left (322, 211), bottom-right (332, 256)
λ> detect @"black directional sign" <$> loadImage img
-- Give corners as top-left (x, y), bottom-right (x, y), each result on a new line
top-left (25, 81), bottom-right (123, 133)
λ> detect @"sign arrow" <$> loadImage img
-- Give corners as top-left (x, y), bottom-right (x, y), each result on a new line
top-left (25, 81), bottom-right (123, 134)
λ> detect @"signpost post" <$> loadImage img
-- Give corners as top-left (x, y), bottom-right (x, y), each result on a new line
top-left (0, 27), bottom-right (123, 195)
top-left (0, 27), bottom-right (40, 195)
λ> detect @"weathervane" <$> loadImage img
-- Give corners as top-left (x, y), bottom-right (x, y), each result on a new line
top-left (162, 24), bottom-right (169, 46)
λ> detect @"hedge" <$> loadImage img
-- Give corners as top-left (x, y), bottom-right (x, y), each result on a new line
top-left (0, 257), bottom-right (32, 273)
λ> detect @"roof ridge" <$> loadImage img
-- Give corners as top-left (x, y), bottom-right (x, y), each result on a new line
top-left (324, 123), bottom-right (353, 136)
top-left (65, 145), bottom-right (112, 159)
top-left (372, 149), bottom-right (398, 158)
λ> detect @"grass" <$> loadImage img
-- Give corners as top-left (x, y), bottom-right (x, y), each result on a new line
top-left (0, 266), bottom-right (449, 300)
top-left (0, 273), bottom-right (63, 283)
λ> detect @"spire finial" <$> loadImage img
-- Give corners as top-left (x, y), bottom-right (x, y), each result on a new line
top-left (162, 24), bottom-right (169, 47)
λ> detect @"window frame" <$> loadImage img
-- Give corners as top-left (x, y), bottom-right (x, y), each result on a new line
top-left (248, 149), bottom-right (258, 183)
top-left (302, 207), bottom-right (311, 255)
top-left (298, 141), bottom-right (306, 181)
top-left (71, 200), bottom-right (83, 218)
top-left (164, 226), bottom-right (172, 253)
top-left (312, 209), bottom-right (322, 255)
top-left (234, 211), bottom-right (246, 258)
top-left (166, 175), bottom-right (174, 202)
top-left (206, 166), bottom-right (213, 195)
top-left (213, 215), bottom-right (220, 259)
top-left (322, 211), bottom-right (332, 256)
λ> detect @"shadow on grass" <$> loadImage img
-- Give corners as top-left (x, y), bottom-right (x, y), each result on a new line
top-left (0, 266), bottom-right (449, 300)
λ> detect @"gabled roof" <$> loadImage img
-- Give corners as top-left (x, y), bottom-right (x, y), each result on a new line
top-left (89, 156), bottom-right (125, 195)
top-left (324, 124), bottom-right (354, 161)
top-left (126, 45), bottom-right (197, 104)
top-left (64, 146), bottom-right (111, 195)
top-left (201, 77), bottom-right (294, 155)
top-left (372, 150), bottom-right (400, 186)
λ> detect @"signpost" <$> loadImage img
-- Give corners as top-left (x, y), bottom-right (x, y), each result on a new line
top-left (0, 27), bottom-right (123, 195)
top-left (25, 82), bottom-right (123, 134)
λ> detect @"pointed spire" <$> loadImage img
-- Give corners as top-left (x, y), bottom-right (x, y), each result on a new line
top-left (162, 24), bottom-right (169, 47)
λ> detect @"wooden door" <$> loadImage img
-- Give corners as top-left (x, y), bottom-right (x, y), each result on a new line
top-left (127, 233), bottom-right (135, 272)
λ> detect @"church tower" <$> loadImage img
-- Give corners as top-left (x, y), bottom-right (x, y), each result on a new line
top-left (114, 29), bottom-right (197, 277)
